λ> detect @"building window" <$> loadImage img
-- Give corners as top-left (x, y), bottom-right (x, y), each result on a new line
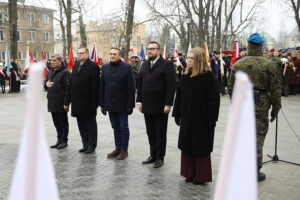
top-left (28, 13), bottom-right (35, 23)
top-left (45, 52), bottom-right (50, 59)
top-left (18, 52), bottom-right (23, 60)
top-left (17, 11), bottom-right (20, 22)
top-left (17, 30), bottom-right (21, 42)
top-left (0, 30), bottom-right (4, 41)
top-left (0, 52), bottom-right (5, 60)
top-left (0, 12), bottom-right (5, 25)
top-left (42, 14), bottom-right (49, 24)
top-left (29, 31), bottom-right (36, 42)
top-left (43, 32), bottom-right (50, 42)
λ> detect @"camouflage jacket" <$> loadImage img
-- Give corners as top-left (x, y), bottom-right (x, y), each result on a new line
top-left (228, 49), bottom-right (281, 115)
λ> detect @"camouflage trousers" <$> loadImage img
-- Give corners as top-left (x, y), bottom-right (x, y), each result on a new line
top-left (256, 110), bottom-right (269, 170)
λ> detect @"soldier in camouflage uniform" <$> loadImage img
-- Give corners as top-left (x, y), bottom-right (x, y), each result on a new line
top-left (228, 33), bottom-right (281, 182)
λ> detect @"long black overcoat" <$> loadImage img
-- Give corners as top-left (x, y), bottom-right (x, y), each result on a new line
top-left (70, 59), bottom-right (100, 117)
top-left (172, 71), bottom-right (220, 155)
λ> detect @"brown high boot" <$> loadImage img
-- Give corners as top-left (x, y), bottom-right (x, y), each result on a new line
top-left (116, 151), bottom-right (128, 160)
top-left (107, 147), bottom-right (121, 158)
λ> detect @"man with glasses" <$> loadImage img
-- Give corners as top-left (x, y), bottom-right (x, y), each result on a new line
top-left (137, 41), bottom-right (176, 168)
top-left (70, 47), bottom-right (100, 154)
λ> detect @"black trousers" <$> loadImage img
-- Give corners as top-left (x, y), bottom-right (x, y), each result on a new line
top-left (76, 116), bottom-right (98, 149)
top-left (144, 114), bottom-right (168, 160)
top-left (51, 112), bottom-right (69, 143)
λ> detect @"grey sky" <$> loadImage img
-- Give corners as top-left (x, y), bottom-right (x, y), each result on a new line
top-left (38, 0), bottom-right (297, 40)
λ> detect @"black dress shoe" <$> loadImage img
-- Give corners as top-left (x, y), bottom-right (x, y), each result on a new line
top-left (258, 172), bottom-right (266, 182)
top-left (193, 180), bottom-right (207, 185)
top-left (185, 178), bottom-right (193, 183)
top-left (153, 159), bottom-right (164, 168)
top-left (142, 156), bottom-right (156, 164)
top-left (84, 147), bottom-right (95, 154)
top-left (57, 143), bottom-right (68, 149)
top-left (79, 148), bottom-right (87, 153)
top-left (50, 141), bottom-right (60, 149)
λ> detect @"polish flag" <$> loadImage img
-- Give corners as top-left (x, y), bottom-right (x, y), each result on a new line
top-left (24, 47), bottom-right (34, 75)
top-left (41, 51), bottom-right (49, 80)
top-left (230, 40), bottom-right (239, 67)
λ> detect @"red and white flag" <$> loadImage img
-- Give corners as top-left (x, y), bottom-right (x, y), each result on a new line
top-left (24, 47), bottom-right (34, 75)
top-left (41, 51), bottom-right (49, 80)
top-left (214, 71), bottom-right (257, 200)
top-left (67, 45), bottom-right (75, 70)
top-left (173, 43), bottom-right (183, 69)
top-left (8, 62), bottom-right (60, 200)
top-left (230, 40), bottom-right (239, 67)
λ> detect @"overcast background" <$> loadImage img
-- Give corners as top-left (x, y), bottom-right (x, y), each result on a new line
top-left (27, 0), bottom-right (298, 41)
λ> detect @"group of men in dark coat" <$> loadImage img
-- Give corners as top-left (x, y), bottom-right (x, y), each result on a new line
top-left (46, 43), bottom-right (176, 167)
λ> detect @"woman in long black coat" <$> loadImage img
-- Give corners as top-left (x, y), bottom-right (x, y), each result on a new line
top-left (172, 47), bottom-right (220, 184)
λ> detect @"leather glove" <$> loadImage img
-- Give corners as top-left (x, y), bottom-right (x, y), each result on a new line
top-left (101, 107), bottom-right (107, 116)
top-left (208, 121), bottom-right (216, 128)
top-left (270, 110), bottom-right (278, 122)
top-left (175, 117), bottom-right (181, 126)
top-left (270, 115), bottom-right (277, 122)
top-left (127, 108), bottom-right (133, 115)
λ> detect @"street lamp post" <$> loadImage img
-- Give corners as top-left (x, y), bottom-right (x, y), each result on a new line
top-left (185, 15), bottom-right (192, 54)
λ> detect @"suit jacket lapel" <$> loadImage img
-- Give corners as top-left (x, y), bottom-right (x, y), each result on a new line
top-left (76, 59), bottom-right (89, 75)
top-left (150, 57), bottom-right (163, 71)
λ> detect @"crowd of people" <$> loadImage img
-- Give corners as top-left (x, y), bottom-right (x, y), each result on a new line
top-left (0, 59), bottom-right (22, 93)
top-left (2, 32), bottom-right (297, 185)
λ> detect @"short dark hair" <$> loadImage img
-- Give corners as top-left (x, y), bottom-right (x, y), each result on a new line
top-left (78, 47), bottom-right (89, 54)
top-left (248, 42), bottom-right (263, 50)
top-left (110, 47), bottom-right (122, 55)
top-left (148, 41), bottom-right (160, 49)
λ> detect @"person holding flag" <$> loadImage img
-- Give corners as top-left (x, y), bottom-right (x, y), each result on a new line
top-left (228, 33), bottom-right (281, 182)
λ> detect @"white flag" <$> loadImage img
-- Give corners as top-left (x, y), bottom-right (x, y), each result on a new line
top-left (8, 62), bottom-right (59, 200)
top-left (214, 71), bottom-right (257, 200)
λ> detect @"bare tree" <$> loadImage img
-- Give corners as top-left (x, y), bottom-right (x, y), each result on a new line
top-left (124, 0), bottom-right (136, 61)
top-left (289, 0), bottom-right (300, 34)
top-left (8, 0), bottom-right (18, 60)
top-left (77, 1), bottom-right (87, 48)
top-left (61, 0), bottom-right (72, 54)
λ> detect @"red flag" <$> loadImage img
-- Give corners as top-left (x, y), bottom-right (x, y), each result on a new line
top-left (230, 40), bottom-right (239, 67)
top-left (41, 51), bottom-right (49, 80)
top-left (67, 45), bottom-right (75, 70)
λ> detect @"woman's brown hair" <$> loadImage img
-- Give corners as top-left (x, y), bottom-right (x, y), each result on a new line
top-left (185, 47), bottom-right (211, 77)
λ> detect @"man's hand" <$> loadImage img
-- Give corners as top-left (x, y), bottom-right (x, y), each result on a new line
top-left (127, 108), bottom-right (133, 115)
top-left (101, 107), bottom-right (107, 115)
top-left (63, 106), bottom-right (69, 112)
top-left (46, 81), bottom-right (54, 88)
top-left (137, 104), bottom-right (142, 112)
top-left (174, 117), bottom-right (180, 126)
top-left (164, 106), bottom-right (171, 114)
top-left (270, 116), bottom-right (276, 122)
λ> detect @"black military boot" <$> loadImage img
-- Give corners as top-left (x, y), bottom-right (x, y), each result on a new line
top-left (258, 172), bottom-right (266, 182)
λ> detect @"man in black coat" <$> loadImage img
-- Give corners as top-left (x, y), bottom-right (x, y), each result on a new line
top-left (137, 41), bottom-right (176, 168)
top-left (99, 47), bottom-right (135, 160)
top-left (211, 51), bottom-right (225, 95)
top-left (70, 48), bottom-right (100, 154)
top-left (45, 54), bottom-right (71, 149)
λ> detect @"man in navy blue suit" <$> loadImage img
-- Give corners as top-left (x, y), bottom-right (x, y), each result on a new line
top-left (99, 47), bottom-right (135, 160)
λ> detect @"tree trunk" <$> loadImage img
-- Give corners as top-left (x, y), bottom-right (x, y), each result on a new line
top-left (58, 0), bottom-right (67, 58)
top-left (66, 0), bottom-right (72, 54)
top-left (124, 0), bottom-right (136, 62)
top-left (8, 0), bottom-right (18, 60)
top-left (78, 3), bottom-right (87, 48)
top-left (290, 0), bottom-right (300, 35)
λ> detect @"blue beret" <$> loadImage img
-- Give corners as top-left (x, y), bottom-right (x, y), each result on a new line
top-left (248, 33), bottom-right (264, 45)
top-left (282, 49), bottom-right (288, 53)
